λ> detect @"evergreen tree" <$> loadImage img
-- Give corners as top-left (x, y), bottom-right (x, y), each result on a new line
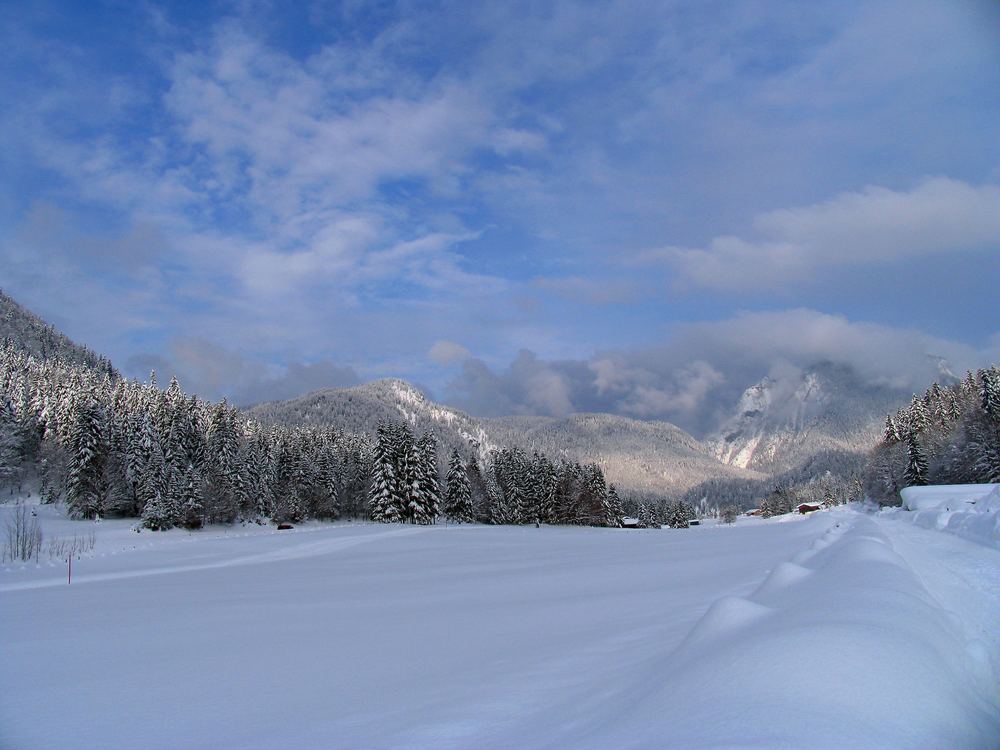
top-left (0, 398), bottom-right (24, 489)
top-left (65, 394), bottom-right (106, 519)
top-left (903, 432), bottom-right (929, 487)
top-left (413, 432), bottom-right (440, 524)
top-left (179, 464), bottom-right (204, 529)
top-left (638, 502), bottom-right (660, 529)
top-left (444, 450), bottom-right (474, 523)
top-left (141, 490), bottom-right (174, 531)
top-left (605, 484), bottom-right (624, 528)
top-left (908, 394), bottom-right (929, 433)
top-left (205, 401), bottom-right (241, 522)
top-left (981, 367), bottom-right (1000, 421)
top-left (485, 466), bottom-right (510, 525)
top-left (581, 464), bottom-right (609, 526)
top-left (368, 424), bottom-right (400, 522)
top-left (534, 453), bottom-right (558, 524)
top-left (883, 415), bottom-right (900, 444)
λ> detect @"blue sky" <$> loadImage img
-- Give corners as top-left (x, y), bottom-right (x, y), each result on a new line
top-left (2, 0), bottom-right (999, 433)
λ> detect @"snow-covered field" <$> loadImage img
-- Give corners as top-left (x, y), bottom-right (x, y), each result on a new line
top-left (2, 503), bottom-right (999, 749)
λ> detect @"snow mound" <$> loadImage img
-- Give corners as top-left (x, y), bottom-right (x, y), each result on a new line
top-left (900, 483), bottom-right (998, 511)
top-left (679, 595), bottom-right (773, 649)
top-left (888, 484), bottom-right (1000, 550)
top-left (587, 514), bottom-right (1000, 749)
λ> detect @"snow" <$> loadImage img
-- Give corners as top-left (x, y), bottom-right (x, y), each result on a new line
top-left (889, 484), bottom-right (1000, 550)
top-left (900, 483), bottom-right (999, 511)
top-left (2, 503), bottom-right (999, 749)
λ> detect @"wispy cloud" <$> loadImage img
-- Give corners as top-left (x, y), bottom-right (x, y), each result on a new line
top-left (642, 178), bottom-right (1000, 290)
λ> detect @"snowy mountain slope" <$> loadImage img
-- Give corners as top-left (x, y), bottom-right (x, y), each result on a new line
top-left (248, 378), bottom-right (500, 465)
top-left (0, 289), bottom-right (117, 376)
top-left (709, 362), bottom-right (911, 473)
top-left (249, 381), bottom-right (758, 497)
top-left (486, 412), bottom-right (760, 497)
top-left (3, 502), bottom-right (997, 749)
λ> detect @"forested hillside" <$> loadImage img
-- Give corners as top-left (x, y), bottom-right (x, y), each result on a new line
top-left (865, 367), bottom-right (1000, 505)
top-left (249, 378), bottom-right (498, 465)
top-left (486, 412), bottom-right (759, 498)
top-left (0, 340), bottom-right (631, 531)
top-left (0, 290), bottom-right (116, 377)
top-left (250, 380), bottom-right (760, 499)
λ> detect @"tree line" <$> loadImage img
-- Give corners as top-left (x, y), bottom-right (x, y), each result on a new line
top-left (368, 421), bottom-right (626, 527)
top-left (1, 342), bottom-right (636, 530)
top-left (864, 366), bottom-right (1000, 505)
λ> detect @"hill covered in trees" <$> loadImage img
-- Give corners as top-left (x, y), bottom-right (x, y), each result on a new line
top-left (249, 380), bottom-right (760, 499)
top-left (865, 367), bottom-right (1000, 505)
top-left (0, 290), bottom-right (116, 377)
top-left (0, 340), bottom-right (631, 532)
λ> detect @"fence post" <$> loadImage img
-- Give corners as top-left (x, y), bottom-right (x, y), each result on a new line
top-left (68, 555), bottom-right (71, 585)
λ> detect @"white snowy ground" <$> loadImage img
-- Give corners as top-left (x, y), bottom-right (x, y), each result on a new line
top-left (1, 503), bottom-right (999, 749)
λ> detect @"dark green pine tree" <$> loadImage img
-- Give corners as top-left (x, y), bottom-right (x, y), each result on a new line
top-left (666, 500), bottom-right (691, 528)
top-left (414, 432), bottom-right (440, 523)
top-left (903, 432), bottom-right (929, 487)
top-left (605, 484), bottom-right (624, 528)
top-left (444, 450), bottom-right (474, 523)
top-left (908, 394), bottom-right (929, 433)
top-left (66, 394), bottom-right (106, 519)
top-left (179, 464), bottom-right (204, 529)
top-left (638, 502), bottom-right (660, 529)
top-left (485, 464), bottom-right (511, 525)
top-left (141, 490), bottom-right (174, 530)
top-left (368, 424), bottom-right (400, 522)
top-left (140, 440), bottom-right (171, 527)
top-left (535, 454), bottom-right (558, 524)
top-left (205, 401), bottom-right (241, 522)
top-left (0, 398), bottom-right (24, 488)
top-left (981, 367), bottom-right (1000, 422)
top-left (883, 415), bottom-right (900, 444)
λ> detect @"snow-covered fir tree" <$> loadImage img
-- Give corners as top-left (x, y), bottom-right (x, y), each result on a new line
top-left (444, 449), bottom-right (474, 523)
top-left (65, 392), bottom-right (106, 519)
top-left (903, 432), bottom-right (929, 487)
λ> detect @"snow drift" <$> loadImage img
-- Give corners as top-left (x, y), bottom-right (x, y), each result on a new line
top-left (891, 483), bottom-right (1000, 550)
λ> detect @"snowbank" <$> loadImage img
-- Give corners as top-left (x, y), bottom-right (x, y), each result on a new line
top-left (583, 512), bottom-right (1000, 749)
top-left (900, 483), bottom-right (998, 511)
top-left (887, 484), bottom-right (1000, 550)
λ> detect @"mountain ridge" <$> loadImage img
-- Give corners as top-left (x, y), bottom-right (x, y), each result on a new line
top-left (0, 290), bottom-right (117, 377)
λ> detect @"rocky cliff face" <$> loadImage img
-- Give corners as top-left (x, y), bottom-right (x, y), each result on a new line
top-left (709, 362), bottom-right (911, 473)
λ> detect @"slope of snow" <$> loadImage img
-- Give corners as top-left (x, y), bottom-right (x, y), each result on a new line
top-left (1, 503), bottom-right (998, 749)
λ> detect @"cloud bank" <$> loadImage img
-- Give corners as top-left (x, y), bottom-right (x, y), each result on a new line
top-left (648, 179), bottom-right (1000, 290)
top-left (444, 309), bottom-right (1000, 435)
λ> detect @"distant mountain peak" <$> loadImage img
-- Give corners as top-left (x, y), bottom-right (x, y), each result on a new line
top-left (710, 362), bottom-right (910, 472)
top-left (927, 354), bottom-right (959, 385)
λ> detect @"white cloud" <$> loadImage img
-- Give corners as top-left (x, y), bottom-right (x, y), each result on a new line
top-left (651, 178), bottom-right (1000, 289)
top-left (428, 340), bottom-right (472, 365)
top-left (446, 309), bottom-right (1000, 434)
top-left (165, 26), bottom-right (495, 224)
